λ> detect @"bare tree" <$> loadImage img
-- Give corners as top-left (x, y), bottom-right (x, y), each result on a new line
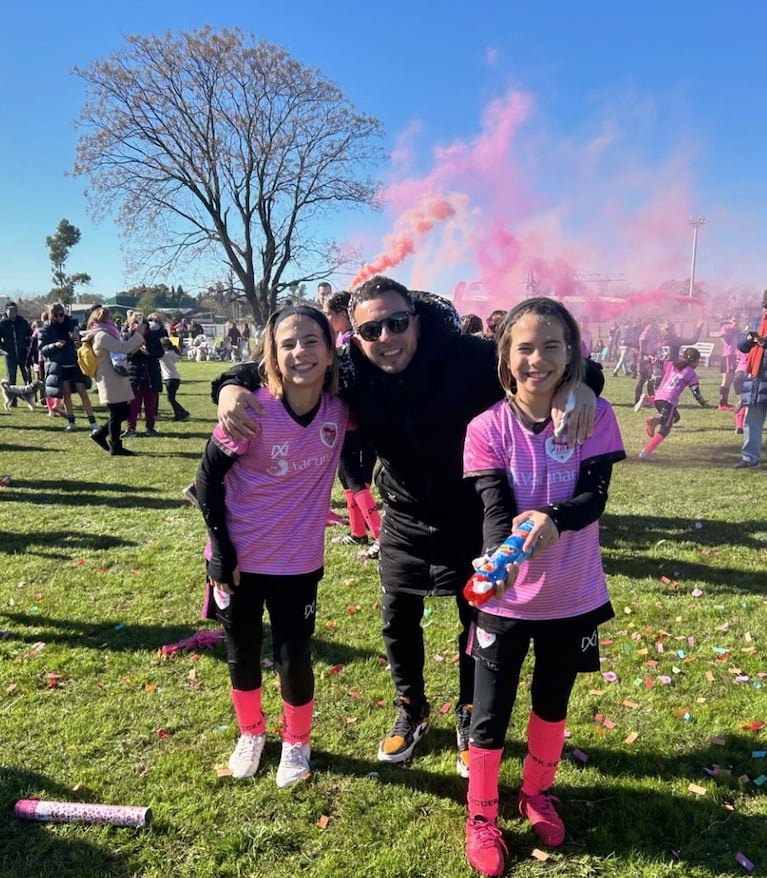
top-left (73, 27), bottom-right (384, 324)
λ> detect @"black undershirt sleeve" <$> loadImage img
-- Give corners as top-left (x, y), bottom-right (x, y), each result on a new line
top-left (541, 457), bottom-right (613, 534)
top-left (196, 437), bottom-right (241, 585)
top-left (210, 362), bottom-right (261, 403)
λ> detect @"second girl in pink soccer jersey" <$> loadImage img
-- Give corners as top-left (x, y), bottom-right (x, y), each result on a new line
top-left (460, 297), bottom-right (626, 876)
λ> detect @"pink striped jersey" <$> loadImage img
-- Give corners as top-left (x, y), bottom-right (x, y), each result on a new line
top-left (654, 361), bottom-right (699, 408)
top-left (208, 388), bottom-right (349, 575)
top-left (720, 321), bottom-right (738, 358)
top-left (463, 397), bottom-right (624, 621)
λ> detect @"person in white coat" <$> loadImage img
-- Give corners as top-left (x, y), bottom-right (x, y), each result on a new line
top-left (82, 308), bottom-right (146, 456)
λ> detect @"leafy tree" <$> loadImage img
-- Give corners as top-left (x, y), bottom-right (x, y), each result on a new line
top-left (45, 218), bottom-right (92, 304)
top-left (73, 27), bottom-right (384, 325)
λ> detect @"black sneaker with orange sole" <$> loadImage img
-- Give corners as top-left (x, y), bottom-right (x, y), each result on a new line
top-left (377, 696), bottom-right (430, 763)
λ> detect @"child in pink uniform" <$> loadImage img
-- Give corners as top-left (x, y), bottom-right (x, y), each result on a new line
top-left (640, 347), bottom-right (709, 461)
top-left (461, 297), bottom-right (625, 876)
top-left (195, 305), bottom-right (349, 788)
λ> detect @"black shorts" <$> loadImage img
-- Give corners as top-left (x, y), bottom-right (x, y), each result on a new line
top-left (471, 602), bottom-right (614, 674)
top-left (654, 399), bottom-right (680, 431)
top-left (61, 364), bottom-right (90, 387)
top-left (204, 568), bottom-right (321, 640)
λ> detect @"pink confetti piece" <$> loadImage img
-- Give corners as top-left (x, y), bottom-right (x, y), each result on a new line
top-left (736, 852), bottom-right (755, 872)
top-left (602, 672), bottom-right (618, 683)
top-left (329, 664), bottom-right (344, 675)
top-left (691, 588), bottom-right (703, 597)
top-left (624, 732), bottom-right (639, 744)
top-left (658, 676), bottom-right (672, 684)
top-left (439, 702), bottom-right (452, 715)
top-left (660, 576), bottom-right (671, 584)
top-left (603, 719), bottom-right (616, 730)
top-left (571, 748), bottom-right (589, 763)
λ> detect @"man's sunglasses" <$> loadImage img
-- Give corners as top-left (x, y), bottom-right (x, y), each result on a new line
top-left (356, 310), bottom-right (414, 342)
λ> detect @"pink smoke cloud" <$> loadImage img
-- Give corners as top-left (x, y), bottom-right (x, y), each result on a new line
top-left (346, 81), bottom-right (726, 326)
top-left (350, 194), bottom-right (456, 288)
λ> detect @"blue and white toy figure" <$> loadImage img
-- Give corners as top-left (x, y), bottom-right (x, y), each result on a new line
top-left (463, 519), bottom-right (536, 607)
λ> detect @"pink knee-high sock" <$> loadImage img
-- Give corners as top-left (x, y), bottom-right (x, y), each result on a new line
top-left (467, 744), bottom-right (503, 822)
top-left (521, 712), bottom-right (567, 796)
top-left (641, 433), bottom-right (665, 456)
top-left (735, 406), bottom-right (746, 430)
top-left (344, 489), bottom-right (367, 539)
top-left (231, 687), bottom-right (266, 736)
top-left (354, 487), bottom-right (381, 540)
top-left (282, 699), bottom-right (314, 745)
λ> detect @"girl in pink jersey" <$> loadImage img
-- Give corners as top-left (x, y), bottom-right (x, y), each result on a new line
top-left (639, 347), bottom-right (709, 461)
top-left (195, 305), bottom-right (349, 788)
top-left (461, 297), bottom-right (625, 876)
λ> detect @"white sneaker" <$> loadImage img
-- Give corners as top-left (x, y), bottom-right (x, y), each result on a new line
top-left (89, 422), bottom-right (100, 434)
top-left (633, 396), bottom-right (645, 413)
top-left (228, 733), bottom-right (266, 779)
top-left (276, 741), bottom-right (311, 788)
top-left (638, 450), bottom-right (656, 462)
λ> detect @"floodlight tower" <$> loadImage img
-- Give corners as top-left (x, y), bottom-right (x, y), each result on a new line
top-left (688, 216), bottom-right (705, 297)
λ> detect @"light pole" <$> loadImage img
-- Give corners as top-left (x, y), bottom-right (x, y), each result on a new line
top-left (688, 216), bottom-right (705, 297)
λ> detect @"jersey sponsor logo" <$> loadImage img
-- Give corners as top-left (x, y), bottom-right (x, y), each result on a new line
top-left (320, 421), bottom-right (339, 448)
top-left (513, 467), bottom-right (577, 487)
top-left (267, 451), bottom-right (333, 478)
top-left (267, 459), bottom-right (290, 477)
top-left (545, 435), bottom-right (575, 464)
top-left (581, 630), bottom-right (597, 651)
top-left (475, 627), bottom-right (496, 649)
top-left (304, 599), bottom-right (316, 619)
top-left (271, 442), bottom-right (289, 458)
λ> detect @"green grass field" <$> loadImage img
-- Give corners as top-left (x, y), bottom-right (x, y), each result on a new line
top-left (1, 361), bottom-right (766, 878)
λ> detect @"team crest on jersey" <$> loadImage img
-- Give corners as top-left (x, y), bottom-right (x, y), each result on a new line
top-left (320, 422), bottom-right (339, 448)
top-left (545, 435), bottom-right (574, 464)
top-left (475, 627), bottom-right (496, 649)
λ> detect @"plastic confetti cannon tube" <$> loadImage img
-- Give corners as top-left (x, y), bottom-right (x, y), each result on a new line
top-left (14, 798), bottom-right (152, 828)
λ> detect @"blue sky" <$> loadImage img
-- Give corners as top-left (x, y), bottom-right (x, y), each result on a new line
top-left (2, 1), bottom-right (766, 307)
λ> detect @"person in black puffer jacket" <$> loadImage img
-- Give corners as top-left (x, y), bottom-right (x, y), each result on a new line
top-left (38, 303), bottom-right (99, 433)
top-left (212, 276), bottom-right (604, 776)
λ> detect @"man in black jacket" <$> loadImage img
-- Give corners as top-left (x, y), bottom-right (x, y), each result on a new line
top-left (0, 301), bottom-right (33, 386)
top-left (213, 276), bottom-right (602, 775)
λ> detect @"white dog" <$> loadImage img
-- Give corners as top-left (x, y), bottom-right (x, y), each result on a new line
top-left (1, 379), bottom-right (43, 411)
